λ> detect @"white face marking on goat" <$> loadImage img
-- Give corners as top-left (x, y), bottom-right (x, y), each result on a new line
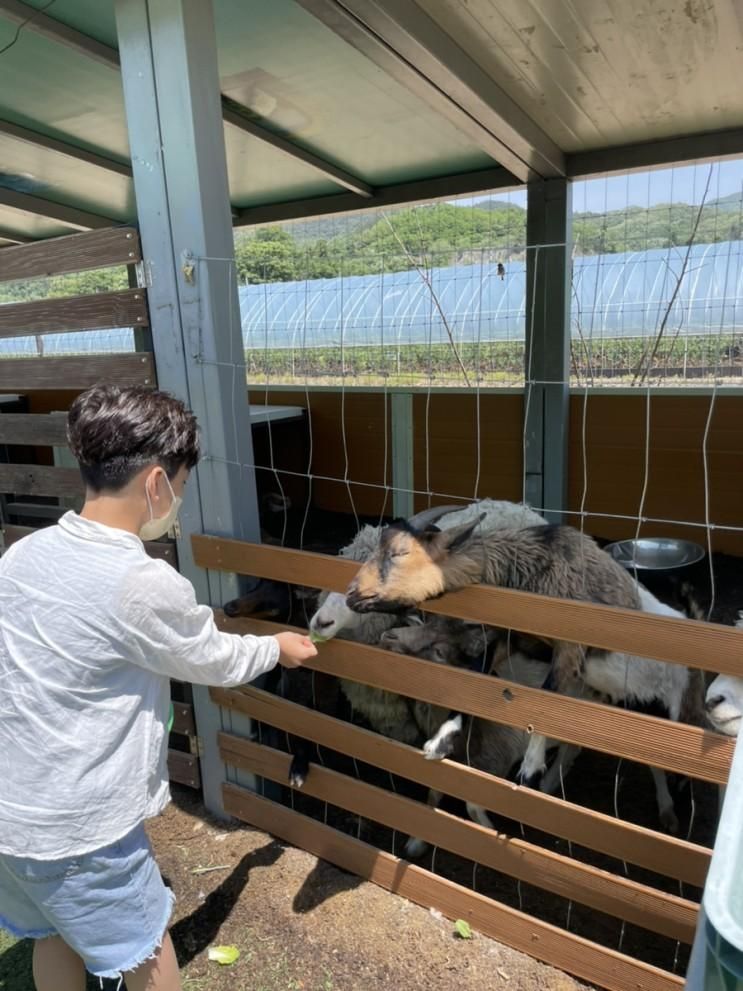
top-left (705, 674), bottom-right (743, 736)
top-left (309, 591), bottom-right (358, 640)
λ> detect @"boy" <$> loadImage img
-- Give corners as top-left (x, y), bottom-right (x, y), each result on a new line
top-left (0, 384), bottom-right (317, 991)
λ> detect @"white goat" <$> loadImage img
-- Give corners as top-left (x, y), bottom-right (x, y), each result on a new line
top-left (705, 612), bottom-right (743, 737)
top-left (519, 584), bottom-right (706, 833)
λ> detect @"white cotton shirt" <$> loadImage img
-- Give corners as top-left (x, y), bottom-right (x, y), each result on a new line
top-left (0, 511), bottom-right (279, 859)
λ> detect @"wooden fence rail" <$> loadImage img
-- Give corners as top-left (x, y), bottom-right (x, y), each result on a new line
top-left (0, 464), bottom-right (82, 499)
top-left (192, 535), bottom-right (743, 677)
top-left (0, 228), bottom-right (141, 282)
top-left (217, 613), bottom-right (735, 785)
top-left (221, 735), bottom-right (698, 943)
top-left (224, 785), bottom-right (684, 991)
top-left (0, 289), bottom-right (148, 338)
top-left (0, 354), bottom-right (154, 391)
top-left (0, 413), bottom-right (69, 446)
top-left (212, 684), bottom-right (711, 886)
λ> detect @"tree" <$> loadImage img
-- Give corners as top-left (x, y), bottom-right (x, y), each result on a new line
top-left (234, 227), bottom-right (299, 283)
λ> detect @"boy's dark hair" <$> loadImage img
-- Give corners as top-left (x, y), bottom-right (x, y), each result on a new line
top-left (67, 384), bottom-right (200, 492)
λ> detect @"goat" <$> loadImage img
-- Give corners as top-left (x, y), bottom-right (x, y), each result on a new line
top-left (379, 629), bottom-right (581, 858)
top-left (517, 584), bottom-right (705, 832)
top-left (310, 499), bottom-right (547, 643)
top-left (223, 579), bottom-right (317, 625)
top-left (705, 612), bottom-right (743, 737)
top-left (303, 500), bottom-right (547, 776)
top-left (236, 500), bottom-right (546, 789)
top-left (345, 513), bottom-right (711, 831)
top-left (346, 515), bottom-right (642, 692)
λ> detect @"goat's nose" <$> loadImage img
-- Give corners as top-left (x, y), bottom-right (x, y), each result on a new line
top-left (313, 616), bottom-right (333, 631)
top-left (223, 600), bottom-right (237, 617)
top-left (706, 695), bottom-right (725, 712)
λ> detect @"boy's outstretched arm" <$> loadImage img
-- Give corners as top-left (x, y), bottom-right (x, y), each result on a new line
top-left (117, 560), bottom-right (316, 686)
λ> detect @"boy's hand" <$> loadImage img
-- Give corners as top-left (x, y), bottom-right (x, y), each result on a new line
top-left (274, 631), bottom-right (318, 668)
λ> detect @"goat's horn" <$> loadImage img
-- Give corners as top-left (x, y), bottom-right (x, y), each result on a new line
top-left (407, 504), bottom-right (465, 529)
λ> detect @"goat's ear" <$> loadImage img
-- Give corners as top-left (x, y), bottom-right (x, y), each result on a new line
top-left (434, 513), bottom-right (486, 554)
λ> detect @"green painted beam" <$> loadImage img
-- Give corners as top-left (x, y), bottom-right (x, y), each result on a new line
top-left (235, 165), bottom-right (518, 226)
top-left (567, 127), bottom-right (743, 179)
top-left (0, 0), bottom-right (120, 68)
top-left (296, 0), bottom-right (563, 182)
top-left (0, 188), bottom-right (116, 230)
top-left (1, 0), bottom-right (373, 199)
top-left (0, 118), bottom-right (132, 178)
top-left (523, 179), bottom-right (572, 521)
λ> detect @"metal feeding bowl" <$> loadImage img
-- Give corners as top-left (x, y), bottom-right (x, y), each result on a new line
top-left (605, 537), bottom-right (706, 572)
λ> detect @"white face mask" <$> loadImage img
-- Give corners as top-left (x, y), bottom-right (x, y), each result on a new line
top-left (139, 472), bottom-right (182, 542)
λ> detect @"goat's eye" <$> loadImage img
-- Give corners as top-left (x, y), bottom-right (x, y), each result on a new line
top-left (390, 549), bottom-right (409, 559)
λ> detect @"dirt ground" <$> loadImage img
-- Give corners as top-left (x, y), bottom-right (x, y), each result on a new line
top-left (0, 785), bottom-right (587, 991)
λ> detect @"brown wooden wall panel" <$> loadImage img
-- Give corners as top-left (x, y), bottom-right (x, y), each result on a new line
top-left (224, 786), bottom-right (683, 991)
top-left (214, 612), bottom-right (735, 783)
top-left (0, 228), bottom-right (141, 283)
top-left (567, 394), bottom-right (743, 555)
top-left (193, 537), bottom-right (743, 678)
top-left (167, 749), bottom-right (201, 789)
top-left (213, 685), bottom-right (710, 886)
top-left (249, 390), bottom-right (391, 517)
top-left (26, 391), bottom-right (83, 414)
top-left (144, 540), bottom-right (178, 566)
top-left (0, 289), bottom-right (148, 338)
top-left (221, 736), bottom-right (697, 943)
top-left (0, 464), bottom-right (82, 497)
top-left (171, 701), bottom-right (196, 737)
top-left (0, 354), bottom-right (154, 391)
top-left (0, 413), bottom-right (68, 446)
top-left (412, 393), bottom-right (524, 508)
top-left (255, 390), bottom-right (743, 556)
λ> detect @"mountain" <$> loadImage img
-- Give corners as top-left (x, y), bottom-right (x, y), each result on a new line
top-left (708, 190), bottom-right (743, 213)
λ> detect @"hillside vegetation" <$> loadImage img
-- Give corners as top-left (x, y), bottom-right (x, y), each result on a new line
top-left (2, 193), bottom-right (741, 303)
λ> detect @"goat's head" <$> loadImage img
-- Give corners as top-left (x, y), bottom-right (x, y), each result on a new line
top-left (308, 590), bottom-right (363, 641)
top-left (381, 616), bottom-right (492, 666)
top-left (223, 579), bottom-right (315, 624)
top-left (706, 674), bottom-right (743, 737)
top-left (346, 513), bottom-right (485, 614)
top-left (262, 491), bottom-right (292, 515)
top-left (704, 610), bottom-right (743, 737)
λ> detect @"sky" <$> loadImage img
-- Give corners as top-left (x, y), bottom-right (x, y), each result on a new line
top-left (460, 158), bottom-right (743, 213)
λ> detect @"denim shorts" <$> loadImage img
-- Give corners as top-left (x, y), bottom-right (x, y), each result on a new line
top-left (0, 822), bottom-right (175, 980)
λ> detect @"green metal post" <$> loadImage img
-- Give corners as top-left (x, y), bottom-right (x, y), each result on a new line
top-left (524, 179), bottom-right (572, 522)
top-left (115, 0), bottom-right (263, 816)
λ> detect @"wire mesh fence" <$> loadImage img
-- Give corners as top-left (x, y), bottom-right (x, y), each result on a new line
top-left (185, 180), bottom-right (741, 973)
top-left (2, 161), bottom-right (742, 980)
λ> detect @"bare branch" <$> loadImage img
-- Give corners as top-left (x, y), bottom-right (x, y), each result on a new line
top-left (632, 165), bottom-right (714, 386)
top-left (381, 212), bottom-right (472, 387)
